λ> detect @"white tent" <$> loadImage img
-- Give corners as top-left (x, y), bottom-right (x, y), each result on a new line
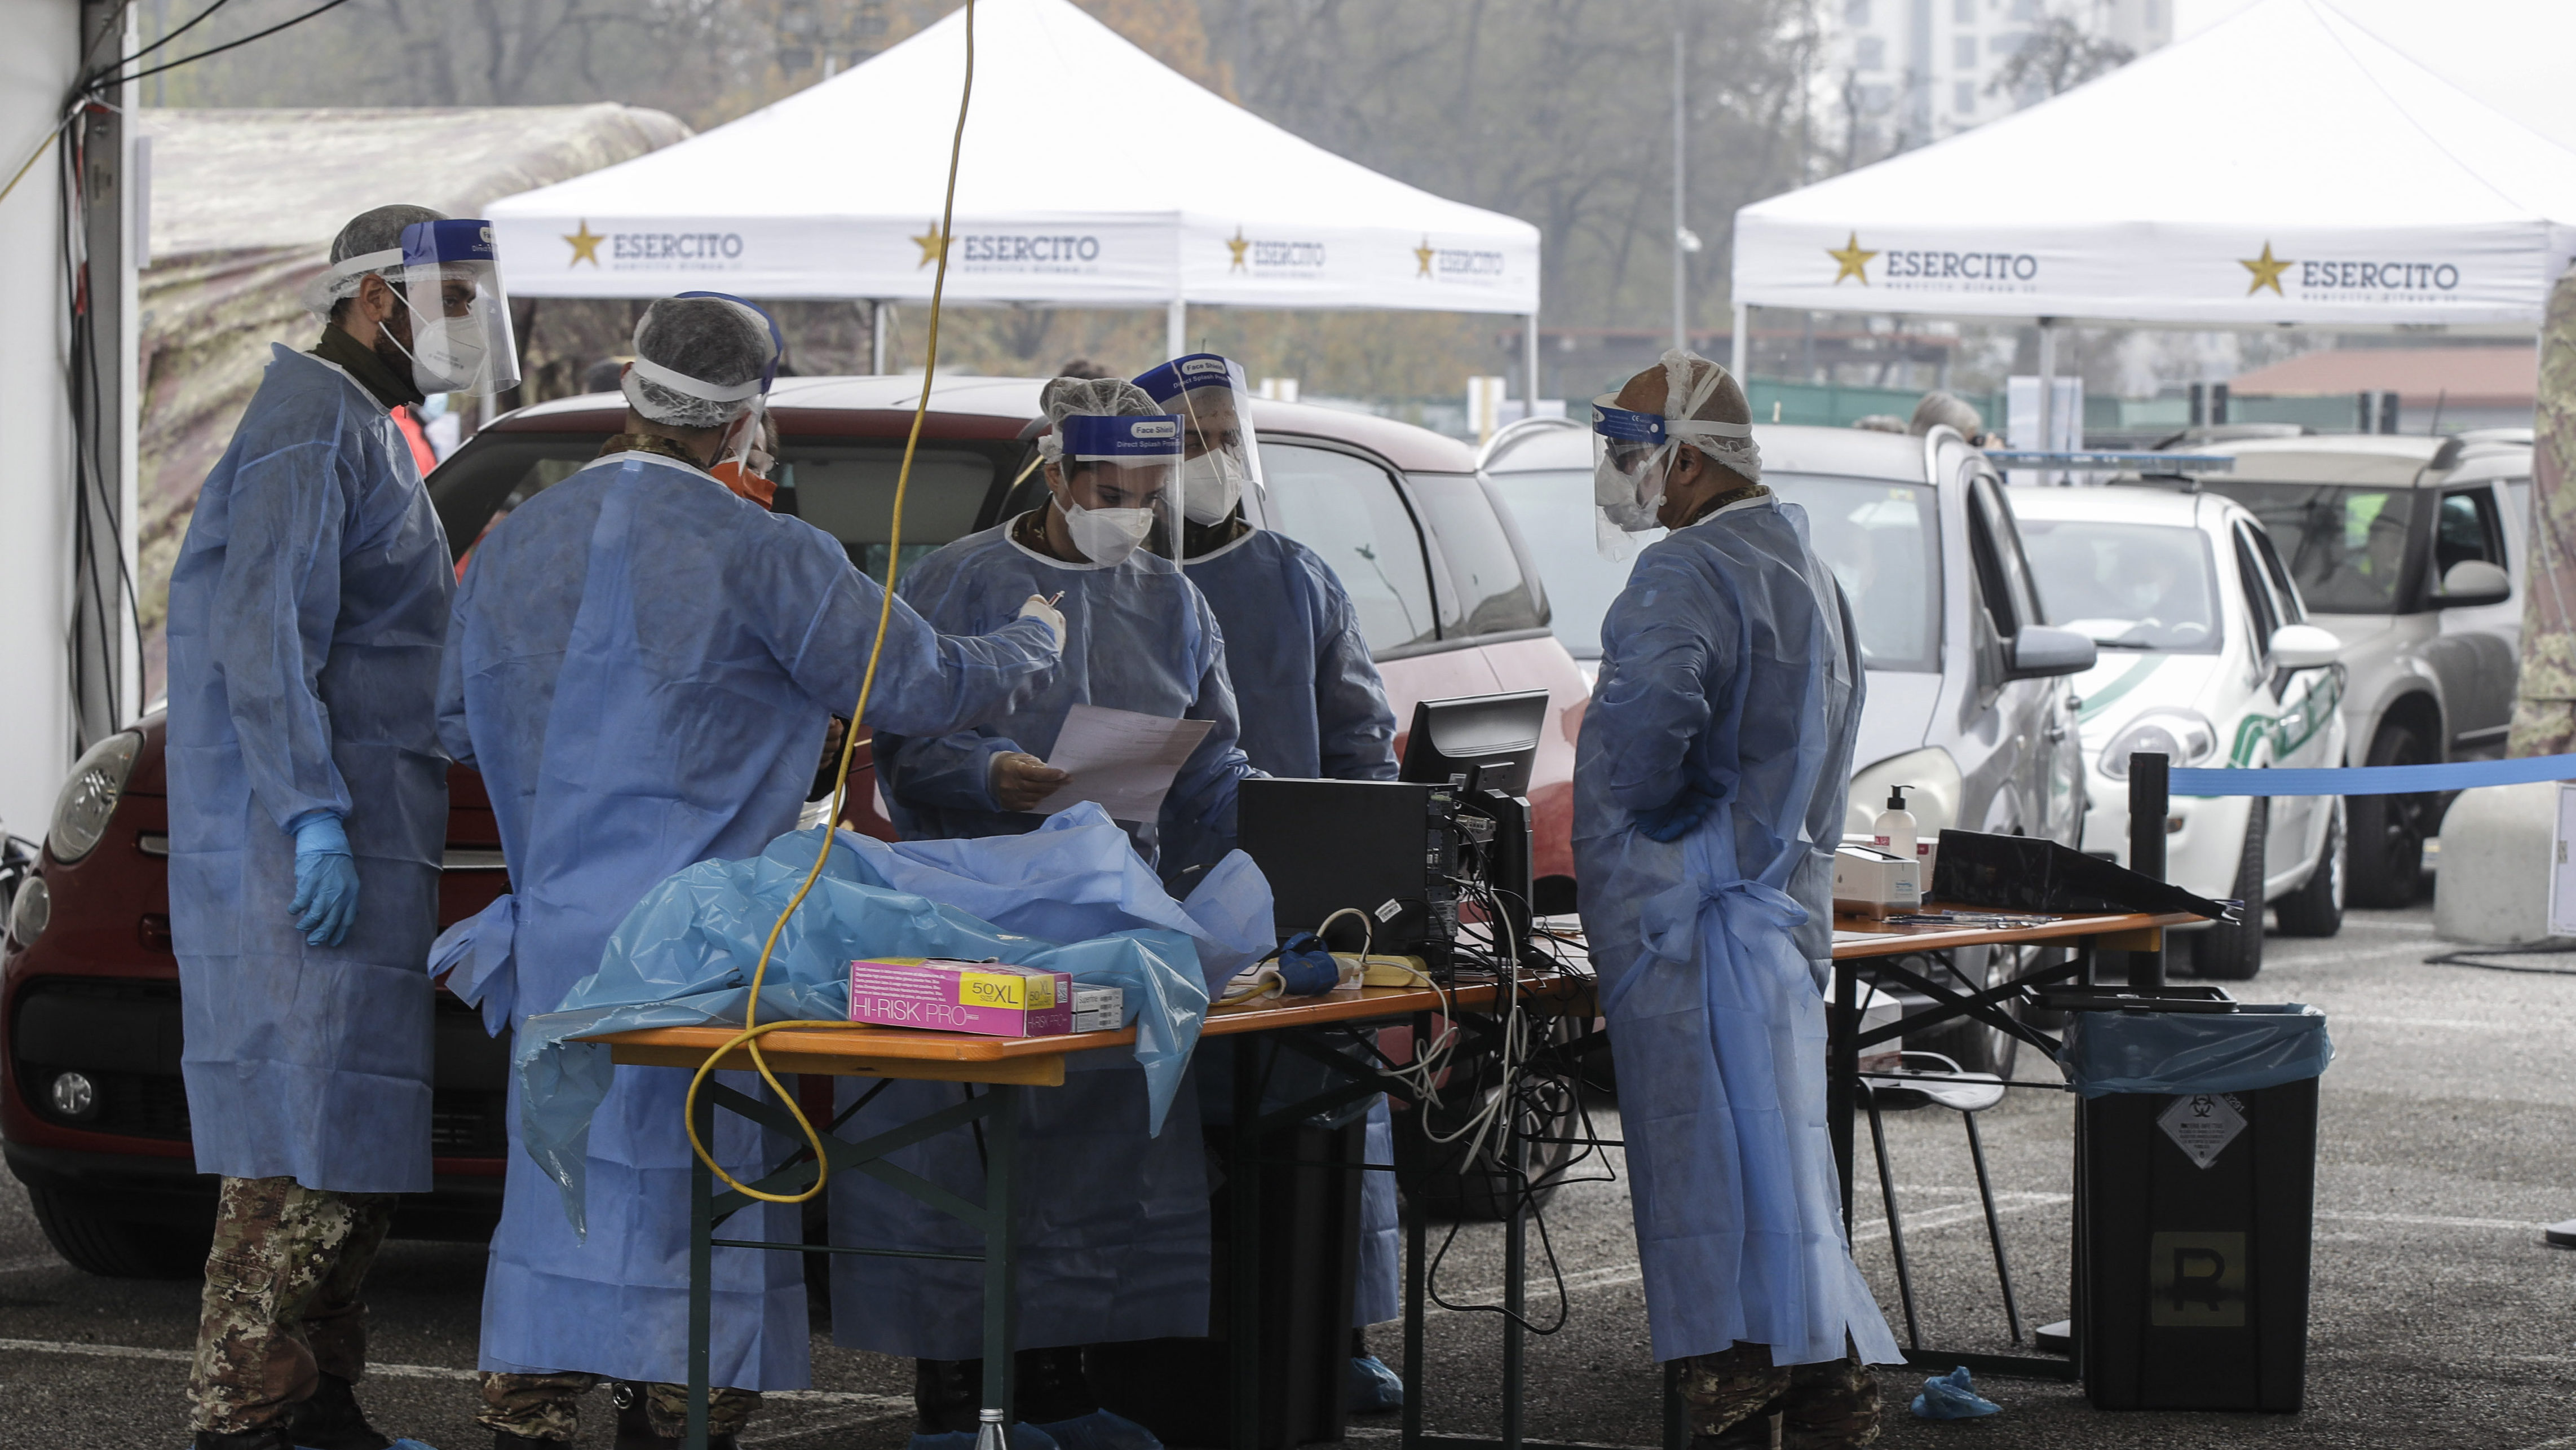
top-left (1730, 0), bottom-right (2576, 336)
top-left (486, 0), bottom-right (1539, 363)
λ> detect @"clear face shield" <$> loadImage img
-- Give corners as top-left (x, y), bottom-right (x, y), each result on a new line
top-left (1133, 352), bottom-right (1264, 527)
top-left (1589, 351), bottom-right (1761, 557)
top-left (1042, 413), bottom-right (1185, 566)
top-left (396, 219), bottom-right (520, 398)
top-left (298, 217), bottom-right (520, 398)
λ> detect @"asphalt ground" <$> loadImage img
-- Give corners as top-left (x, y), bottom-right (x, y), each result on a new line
top-left (5, 905), bottom-right (2573, 1448)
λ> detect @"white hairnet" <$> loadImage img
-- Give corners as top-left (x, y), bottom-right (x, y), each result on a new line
top-left (303, 203), bottom-right (446, 318)
top-left (1658, 347), bottom-right (1762, 484)
top-left (621, 297), bottom-right (777, 430)
top-left (1038, 376), bottom-right (1160, 462)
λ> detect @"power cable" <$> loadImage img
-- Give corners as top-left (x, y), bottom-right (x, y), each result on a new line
top-left (682, 0), bottom-right (980, 1202)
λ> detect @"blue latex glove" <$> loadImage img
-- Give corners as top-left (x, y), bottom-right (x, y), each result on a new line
top-left (288, 812), bottom-right (361, 947)
top-left (1347, 1354), bottom-right (1405, 1413)
top-left (1911, 1364), bottom-right (2000, 1420)
top-left (1634, 761), bottom-right (1725, 843)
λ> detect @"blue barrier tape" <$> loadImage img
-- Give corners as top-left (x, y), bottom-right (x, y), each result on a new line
top-left (2169, 753), bottom-right (2576, 797)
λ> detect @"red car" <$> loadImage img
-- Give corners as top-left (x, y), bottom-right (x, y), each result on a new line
top-left (2, 375), bottom-right (1587, 1273)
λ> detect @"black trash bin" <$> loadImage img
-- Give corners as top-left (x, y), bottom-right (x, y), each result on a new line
top-left (2064, 1002), bottom-right (2334, 1412)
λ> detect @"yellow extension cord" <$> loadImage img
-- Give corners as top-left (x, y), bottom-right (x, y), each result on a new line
top-left (681, 0), bottom-right (979, 1203)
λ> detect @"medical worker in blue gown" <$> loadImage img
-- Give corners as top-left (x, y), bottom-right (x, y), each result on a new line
top-left (837, 377), bottom-right (1261, 1450)
top-left (1138, 352), bottom-right (1410, 1411)
top-left (166, 204), bottom-right (507, 1450)
top-left (1574, 351), bottom-right (1900, 1448)
top-left (435, 294), bottom-right (1062, 1450)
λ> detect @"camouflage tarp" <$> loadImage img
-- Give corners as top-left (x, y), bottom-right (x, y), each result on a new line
top-left (2509, 267), bottom-right (2576, 757)
top-left (136, 105), bottom-right (690, 697)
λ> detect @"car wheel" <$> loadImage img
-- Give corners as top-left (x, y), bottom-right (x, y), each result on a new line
top-left (2347, 724), bottom-right (2433, 907)
top-left (2273, 801), bottom-right (2345, 938)
top-left (2190, 799), bottom-right (2268, 980)
top-left (25, 1184), bottom-right (213, 1279)
top-left (1905, 945), bottom-right (2025, 1079)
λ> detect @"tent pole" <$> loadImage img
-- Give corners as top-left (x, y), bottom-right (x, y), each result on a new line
top-left (1524, 313), bottom-right (1541, 411)
top-left (1731, 302), bottom-right (1749, 381)
top-left (871, 300), bottom-right (891, 375)
top-left (1167, 297), bottom-right (1186, 360)
top-left (2036, 317), bottom-right (2058, 481)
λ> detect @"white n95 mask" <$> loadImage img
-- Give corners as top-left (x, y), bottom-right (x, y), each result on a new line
top-left (1180, 452), bottom-right (1246, 525)
top-left (1594, 452), bottom-right (1664, 534)
top-left (405, 316), bottom-right (491, 393)
top-left (1064, 502), bottom-right (1156, 566)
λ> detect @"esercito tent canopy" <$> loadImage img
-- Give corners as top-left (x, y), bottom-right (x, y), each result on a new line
top-left (1732, 0), bottom-right (2576, 328)
top-left (487, 0), bottom-right (1539, 316)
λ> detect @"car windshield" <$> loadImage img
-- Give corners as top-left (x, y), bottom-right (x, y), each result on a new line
top-left (2200, 482), bottom-right (2418, 614)
top-left (2014, 519), bottom-right (2223, 653)
top-left (1483, 469), bottom-right (1940, 672)
top-left (431, 431), bottom-right (1005, 584)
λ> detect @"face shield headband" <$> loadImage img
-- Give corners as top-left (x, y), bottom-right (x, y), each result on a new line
top-left (1589, 402), bottom-right (1761, 483)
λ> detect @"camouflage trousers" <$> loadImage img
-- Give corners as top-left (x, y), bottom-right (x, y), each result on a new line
top-left (1680, 1343), bottom-right (1881, 1448)
top-left (477, 1371), bottom-right (763, 1442)
top-left (187, 1175), bottom-right (396, 1434)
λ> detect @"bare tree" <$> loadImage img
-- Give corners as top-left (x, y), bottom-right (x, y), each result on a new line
top-left (1986, 14), bottom-right (2132, 104)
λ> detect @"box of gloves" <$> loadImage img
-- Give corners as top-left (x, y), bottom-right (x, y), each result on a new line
top-left (847, 957), bottom-right (1074, 1037)
top-left (1832, 844), bottom-right (1922, 919)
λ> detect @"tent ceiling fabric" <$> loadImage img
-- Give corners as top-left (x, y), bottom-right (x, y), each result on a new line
top-left (1732, 0), bottom-right (2576, 327)
top-left (484, 0), bottom-right (1538, 314)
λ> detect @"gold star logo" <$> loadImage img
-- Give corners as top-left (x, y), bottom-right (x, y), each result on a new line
top-left (1826, 231), bottom-right (1877, 285)
top-left (2240, 241), bottom-right (2292, 296)
top-left (1415, 236), bottom-right (1437, 277)
top-left (563, 219), bottom-right (604, 267)
top-left (1226, 227), bottom-right (1251, 271)
top-left (912, 222), bottom-right (951, 268)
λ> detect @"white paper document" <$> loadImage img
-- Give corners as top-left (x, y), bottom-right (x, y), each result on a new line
top-left (1032, 704), bottom-right (1214, 823)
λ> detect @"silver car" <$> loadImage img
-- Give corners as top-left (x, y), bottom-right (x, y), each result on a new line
top-left (1483, 417), bottom-right (2095, 1069)
top-left (2138, 431), bottom-right (2530, 907)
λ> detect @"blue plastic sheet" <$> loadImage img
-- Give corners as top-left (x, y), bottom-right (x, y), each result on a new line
top-left (2058, 1004), bottom-right (2334, 1099)
top-left (512, 804), bottom-right (1272, 1229)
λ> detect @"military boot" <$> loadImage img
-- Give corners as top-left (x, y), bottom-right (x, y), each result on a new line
top-left (286, 1373), bottom-right (393, 1450)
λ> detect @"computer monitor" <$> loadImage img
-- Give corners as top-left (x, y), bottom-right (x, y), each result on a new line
top-left (1398, 690), bottom-right (1550, 796)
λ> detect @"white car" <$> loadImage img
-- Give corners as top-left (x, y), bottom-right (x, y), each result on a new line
top-left (2007, 484), bottom-right (2349, 979)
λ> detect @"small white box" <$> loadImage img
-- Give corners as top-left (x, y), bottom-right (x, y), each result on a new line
top-left (1833, 845), bottom-right (1921, 918)
top-left (1071, 985), bottom-right (1124, 1034)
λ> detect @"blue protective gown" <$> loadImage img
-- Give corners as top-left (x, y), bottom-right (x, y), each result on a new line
top-left (1184, 525), bottom-right (1404, 1324)
top-left (165, 345), bottom-right (453, 1195)
top-left (834, 516), bottom-right (1258, 1359)
top-left (1571, 496), bottom-right (1901, 1369)
top-left (437, 452), bottom-right (1058, 1390)
top-left (873, 518), bottom-right (1258, 880)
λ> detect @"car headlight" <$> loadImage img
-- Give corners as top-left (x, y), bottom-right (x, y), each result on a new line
top-left (1845, 747), bottom-right (1964, 839)
top-left (2100, 709), bottom-right (2219, 779)
top-left (46, 730), bottom-right (140, 864)
top-left (8, 875), bottom-right (47, 950)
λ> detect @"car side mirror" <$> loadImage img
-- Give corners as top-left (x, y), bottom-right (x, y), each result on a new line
top-left (2008, 625), bottom-right (2097, 680)
top-left (2268, 623), bottom-right (2342, 669)
top-left (2435, 559), bottom-right (2510, 608)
